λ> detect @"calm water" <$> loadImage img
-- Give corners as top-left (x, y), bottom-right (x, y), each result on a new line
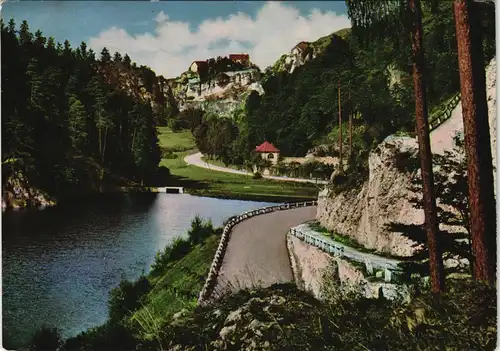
top-left (2, 193), bottom-right (274, 348)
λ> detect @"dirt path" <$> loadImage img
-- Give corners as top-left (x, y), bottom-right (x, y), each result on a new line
top-left (212, 206), bottom-right (317, 298)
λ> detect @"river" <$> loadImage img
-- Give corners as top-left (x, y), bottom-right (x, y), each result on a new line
top-left (2, 193), bottom-right (275, 348)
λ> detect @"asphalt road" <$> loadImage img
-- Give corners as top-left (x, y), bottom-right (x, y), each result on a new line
top-left (212, 206), bottom-right (317, 298)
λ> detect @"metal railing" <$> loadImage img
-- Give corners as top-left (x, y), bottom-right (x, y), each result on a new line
top-left (429, 93), bottom-right (461, 132)
top-left (197, 200), bottom-right (318, 305)
top-left (288, 224), bottom-right (404, 283)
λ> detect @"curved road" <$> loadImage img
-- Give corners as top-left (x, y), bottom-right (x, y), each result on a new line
top-left (212, 206), bottom-right (317, 298)
top-left (184, 152), bottom-right (329, 185)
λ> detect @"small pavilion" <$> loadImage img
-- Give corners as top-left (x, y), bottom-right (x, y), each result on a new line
top-left (255, 141), bottom-right (280, 166)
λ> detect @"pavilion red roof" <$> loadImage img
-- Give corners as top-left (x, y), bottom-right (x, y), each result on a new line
top-left (255, 141), bottom-right (280, 153)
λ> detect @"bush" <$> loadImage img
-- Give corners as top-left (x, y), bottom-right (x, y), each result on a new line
top-left (252, 172), bottom-right (262, 179)
top-left (187, 215), bottom-right (214, 245)
top-left (152, 166), bottom-right (171, 186)
top-left (108, 275), bottom-right (152, 323)
top-left (168, 117), bottom-right (188, 132)
top-left (64, 320), bottom-right (138, 351)
top-left (161, 149), bottom-right (179, 159)
top-left (150, 216), bottom-right (214, 277)
top-left (395, 151), bottom-right (420, 173)
top-left (150, 237), bottom-right (192, 277)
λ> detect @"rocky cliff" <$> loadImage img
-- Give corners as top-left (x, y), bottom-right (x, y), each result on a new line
top-left (96, 62), bottom-right (179, 116)
top-left (169, 68), bottom-right (264, 118)
top-left (317, 58), bottom-right (497, 258)
top-left (268, 29), bottom-right (350, 76)
top-left (2, 169), bottom-right (55, 211)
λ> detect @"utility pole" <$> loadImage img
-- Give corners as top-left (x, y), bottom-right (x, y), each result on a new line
top-left (338, 80), bottom-right (343, 173)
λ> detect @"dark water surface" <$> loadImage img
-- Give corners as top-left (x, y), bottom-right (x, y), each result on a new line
top-left (2, 193), bottom-right (274, 348)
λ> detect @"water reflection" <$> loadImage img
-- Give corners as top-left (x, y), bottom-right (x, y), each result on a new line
top-left (2, 193), bottom-right (274, 348)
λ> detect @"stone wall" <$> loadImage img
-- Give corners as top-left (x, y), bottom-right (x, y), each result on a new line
top-left (287, 233), bottom-right (410, 301)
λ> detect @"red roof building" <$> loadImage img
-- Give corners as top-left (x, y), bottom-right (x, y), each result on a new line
top-left (229, 53), bottom-right (250, 63)
top-left (189, 60), bottom-right (208, 73)
top-left (255, 141), bottom-right (280, 153)
top-left (292, 41), bottom-right (310, 52)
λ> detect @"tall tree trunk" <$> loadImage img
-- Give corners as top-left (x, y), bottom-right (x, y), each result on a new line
top-left (338, 80), bottom-right (343, 173)
top-left (453, 0), bottom-right (496, 283)
top-left (349, 88), bottom-right (353, 160)
top-left (409, 0), bottom-right (445, 294)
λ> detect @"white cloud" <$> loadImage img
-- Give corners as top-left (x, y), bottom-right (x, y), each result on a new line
top-left (88, 2), bottom-right (351, 78)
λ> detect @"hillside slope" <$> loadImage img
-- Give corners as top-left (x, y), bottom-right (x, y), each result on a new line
top-left (317, 58), bottom-right (497, 258)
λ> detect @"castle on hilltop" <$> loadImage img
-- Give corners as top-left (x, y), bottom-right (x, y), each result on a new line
top-left (188, 53), bottom-right (251, 74)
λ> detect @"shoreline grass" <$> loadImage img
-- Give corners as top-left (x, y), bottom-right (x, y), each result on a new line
top-left (62, 218), bottom-right (221, 351)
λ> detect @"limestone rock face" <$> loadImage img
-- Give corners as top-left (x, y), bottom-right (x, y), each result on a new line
top-left (172, 69), bottom-right (262, 118)
top-left (316, 58), bottom-right (497, 257)
top-left (317, 136), bottom-right (422, 257)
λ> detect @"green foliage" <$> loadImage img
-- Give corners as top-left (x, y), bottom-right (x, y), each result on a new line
top-left (150, 216), bottom-right (215, 278)
top-left (394, 150), bottom-right (420, 173)
top-left (190, 0), bottom-right (495, 175)
top-left (187, 215), bottom-right (214, 245)
top-left (64, 320), bottom-right (138, 351)
top-left (2, 19), bottom-right (164, 197)
top-left (153, 279), bottom-right (496, 351)
top-left (108, 275), bottom-right (152, 323)
top-left (252, 171), bottom-right (262, 180)
top-left (193, 116), bottom-right (239, 165)
top-left (64, 223), bottom-right (220, 351)
top-left (387, 134), bottom-right (473, 267)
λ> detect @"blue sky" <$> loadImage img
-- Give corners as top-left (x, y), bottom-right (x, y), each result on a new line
top-left (2, 1), bottom-right (350, 77)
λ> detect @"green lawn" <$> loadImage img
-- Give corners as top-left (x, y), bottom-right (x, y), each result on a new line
top-left (157, 127), bottom-right (196, 151)
top-left (201, 156), bottom-right (244, 171)
top-left (158, 128), bottom-right (319, 202)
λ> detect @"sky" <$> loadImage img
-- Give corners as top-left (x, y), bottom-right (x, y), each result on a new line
top-left (2, 1), bottom-right (351, 78)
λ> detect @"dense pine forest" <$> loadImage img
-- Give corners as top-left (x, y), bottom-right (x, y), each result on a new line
top-left (1, 19), bottom-right (164, 201)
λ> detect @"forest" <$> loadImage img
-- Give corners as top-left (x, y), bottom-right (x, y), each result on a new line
top-left (1, 19), bottom-right (164, 200)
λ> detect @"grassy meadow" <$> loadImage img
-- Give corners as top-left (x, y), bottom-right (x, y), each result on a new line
top-left (158, 127), bottom-right (319, 202)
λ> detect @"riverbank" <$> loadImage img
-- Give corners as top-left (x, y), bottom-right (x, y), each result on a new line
top-left (57, 217), bottom-right (220, 351)
top-left (158, 127), bottom-right (320, 202)
top-left (26, 209), bottom-right (495, 351)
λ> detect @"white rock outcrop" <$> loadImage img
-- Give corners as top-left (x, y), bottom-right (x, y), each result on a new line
top-left (317, 58), bottom-right (497, 257)
top-left (317, 136), bottom-right (423, 257)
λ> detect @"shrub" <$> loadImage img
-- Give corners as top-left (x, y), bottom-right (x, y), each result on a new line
top-left (161, 149), bottom-right (178, 159)
top-left (168, 117), bottom-right (188, 132)
top-left (30, 325), bottom-right (62, 351)
top-left (252, 172), bottom-right (262, 179)
top-left (64, 320), bottom-right (138, 351)
top-left (395, 151), bottom-right (420, 173)
top-left (187, 215), bottom-right (214, 245)
top-left (108, 275), bottom-right (152, 323)
top-left (150, 237), bottom-right (193, 278)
